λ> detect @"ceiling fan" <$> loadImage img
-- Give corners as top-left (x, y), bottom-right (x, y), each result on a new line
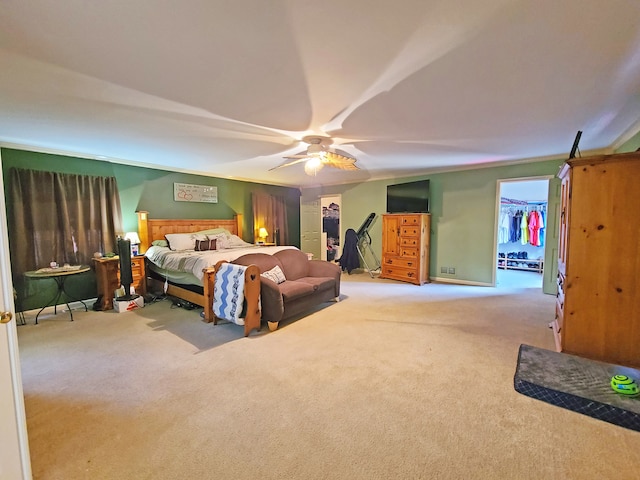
top-left (270, 135), bottom-right (359, 176)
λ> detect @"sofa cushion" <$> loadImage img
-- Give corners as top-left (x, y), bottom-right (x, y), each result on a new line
top-left (278, 280), bottom-right (315, 302)
top-left (274, 249), bottom-right (311, 280)
top-left (296, 276), bottom-right (336, 293)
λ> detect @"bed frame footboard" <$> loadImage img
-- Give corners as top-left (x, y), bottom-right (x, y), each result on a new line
top-left (205, 261), bottom-right (261, 337)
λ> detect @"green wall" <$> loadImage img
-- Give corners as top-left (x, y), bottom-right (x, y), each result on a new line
top-left (1, 147), bottom-right (301, 310)
top-left (302, 159), bottom-right (564, 285)
top-left (616, 130), bottom-right (640, 153)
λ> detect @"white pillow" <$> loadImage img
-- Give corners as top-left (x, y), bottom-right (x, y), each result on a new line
top-left (165, 233), bottom-right (196, 251)
top-left (261, 265), bottom-right (286, 284)
top-left (208, 232), bottom-right (230, 249)
top-left (195, 228), bottom-right (231, 237)
top-left (227, 234), bottom-right (253, 247)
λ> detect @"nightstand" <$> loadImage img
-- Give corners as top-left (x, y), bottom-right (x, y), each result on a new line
top-left (93, 255), bottom-right (146, 311)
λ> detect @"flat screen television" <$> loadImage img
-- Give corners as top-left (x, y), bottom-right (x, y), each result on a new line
top-left (386, 179), bottom-right (430, 213)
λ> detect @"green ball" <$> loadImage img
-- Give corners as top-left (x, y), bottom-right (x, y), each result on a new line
top-left (611, 375), bottom-right (640, 396)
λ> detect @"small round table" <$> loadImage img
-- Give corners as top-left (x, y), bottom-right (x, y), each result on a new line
top-left (24, 266), bottom-right (91, 324)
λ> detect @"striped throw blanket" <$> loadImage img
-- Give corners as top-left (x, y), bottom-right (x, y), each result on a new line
top-left (213, 263), bottom-right (247, 325)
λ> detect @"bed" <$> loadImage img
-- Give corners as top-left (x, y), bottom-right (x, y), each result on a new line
top-left (137, 211), bottom-right (295, 334)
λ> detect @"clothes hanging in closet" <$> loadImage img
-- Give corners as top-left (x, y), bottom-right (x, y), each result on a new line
top-left (520, 211), bottom-right (529, 245)
top-left (538, 209), bottom-right (546, 247)
top-left (499, 198), bottom-right (546, 246)
top-left (528, 209), bottom-right (545, 247)
top-left (498, 210), bottom-right (511, 244)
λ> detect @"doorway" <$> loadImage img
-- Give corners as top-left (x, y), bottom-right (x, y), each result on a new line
top-left (496, 178), bottom-right (550, 289)
top-left (321, 195), bottom-right (341, 262)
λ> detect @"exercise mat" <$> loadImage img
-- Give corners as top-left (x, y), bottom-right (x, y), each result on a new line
top-left (514, 344), bottom-right (640, 432)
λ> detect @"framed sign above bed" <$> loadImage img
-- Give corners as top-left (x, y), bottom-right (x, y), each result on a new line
top-left (174, 183), bottom-right (218, 203)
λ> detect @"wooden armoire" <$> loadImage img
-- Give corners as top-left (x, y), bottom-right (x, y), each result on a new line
top-left (379, 213), bottom-right (431, 285)
top-left (551, 152), bottom-right (640, 367)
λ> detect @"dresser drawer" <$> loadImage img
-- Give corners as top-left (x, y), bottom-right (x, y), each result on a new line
top-left (555, 299), bottom-right (564, 331)
top-left (130, 257), bottom-right (146, 294)
top-left (400, 237), bottom-right (419, 248)
top-left (383, 256), bottom-right (419, 269)
top-left (381, 264), bottom-right (420, 284)
top-left (552, 300), bottom-right (564, 351)
top-left (130, 257), bottom-right (144, 280)
top-left (399, 247), bottom-right (418, 258)
top-left (400, 226), bottom-right (421, 237)
top-left (401, 215), bottom-right (422, 226)
top-left (556, 287), bottom-right (564, 311)
top-left (557, 272), bottom-right (565, 295)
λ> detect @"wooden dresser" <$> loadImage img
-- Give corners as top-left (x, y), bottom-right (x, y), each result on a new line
top-left (552, 152), bottom-right (640, 367)
top-left (93, 255), bottom-right (146, 311)
top-left (379, 213), bottom-right (431, 285)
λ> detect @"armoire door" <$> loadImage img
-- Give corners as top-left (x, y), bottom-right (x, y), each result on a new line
top-left (382, 215), bottom-right (400, 256)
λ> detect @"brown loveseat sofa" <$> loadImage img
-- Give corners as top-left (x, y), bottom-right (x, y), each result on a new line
top-left (232, 248), bottom-right (341, 331)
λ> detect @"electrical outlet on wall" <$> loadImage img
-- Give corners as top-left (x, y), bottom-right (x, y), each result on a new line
top-left (440, 266), bottom-right (448, 274)
top-left (448, 267), bottom-right (456, 275)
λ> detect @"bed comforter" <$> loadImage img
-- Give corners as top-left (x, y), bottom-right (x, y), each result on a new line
top-left (145, 244), bottom-right (297, 283)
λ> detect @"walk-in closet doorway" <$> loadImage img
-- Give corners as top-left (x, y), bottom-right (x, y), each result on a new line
top-left (495, 178), bottom-right (551, 290)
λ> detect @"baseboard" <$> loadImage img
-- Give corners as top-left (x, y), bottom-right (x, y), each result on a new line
top-left (430, 276), bottom-right (492, 287)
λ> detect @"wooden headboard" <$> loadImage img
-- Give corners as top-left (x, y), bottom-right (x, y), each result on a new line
top-left (136, 211), bottom-right (243, 253)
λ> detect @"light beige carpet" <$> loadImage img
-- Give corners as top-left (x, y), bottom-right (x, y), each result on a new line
top-left (17, 274), bottom-right (640, 480)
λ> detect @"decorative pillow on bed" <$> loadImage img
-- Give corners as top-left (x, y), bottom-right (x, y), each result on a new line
top-left (227, 234), bottom-right (253, 247)
top-left (151, 239), bottom-right (169, 247)
top-left (208, 233), bottom-right (230, 249)
top-left (261, 265), bottom-right (286, 284)
top-left (195, 238), bottom-right (217, 251)
top-left (165, 233), bottom-right (197, 251)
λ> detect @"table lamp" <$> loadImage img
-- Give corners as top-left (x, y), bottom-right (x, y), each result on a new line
top-left (258, 227), bottom-right (269, 244)
top-left (124, 232), bottom-right (141, 256)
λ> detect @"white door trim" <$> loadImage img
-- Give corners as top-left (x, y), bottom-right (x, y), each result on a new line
top-left (0, 154), bottom-right (32, 479)
top-left (492, 175), bottom-right (553, 287)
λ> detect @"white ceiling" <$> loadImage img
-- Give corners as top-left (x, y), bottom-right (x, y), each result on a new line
top-left (1, 1), bottom-right (640, 188)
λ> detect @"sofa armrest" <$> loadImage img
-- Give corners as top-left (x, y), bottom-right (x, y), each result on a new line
top-left (259, 277), bottom-right (285, 323)
top-left (307, 260), bottom-right (341, 298)
top-left (308, 259), bottom-right (339, 277)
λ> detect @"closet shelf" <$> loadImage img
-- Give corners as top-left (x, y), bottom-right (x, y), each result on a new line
top-left (497, 258), bottom-right (543, 273)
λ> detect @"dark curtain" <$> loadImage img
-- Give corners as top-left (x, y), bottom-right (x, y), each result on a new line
top-left (252, 193), bottom-right (288, 245)
top-left (8, 168), bottom-right (123, 283)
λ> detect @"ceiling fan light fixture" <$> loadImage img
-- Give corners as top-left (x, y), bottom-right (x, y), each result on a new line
top-left (304, 157), bottom-right (324, 176)
top-left (306, 143), bottom-right (325, 156)
top-left (273, 135), bottom-right (358, 175)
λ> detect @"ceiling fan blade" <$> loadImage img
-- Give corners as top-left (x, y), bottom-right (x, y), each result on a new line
top-left (323, 152), bottom-right (359, 170)
top-left (331, 162), bottom-right (360, 171)
top-left (268, 157), bottom-right (309, 171)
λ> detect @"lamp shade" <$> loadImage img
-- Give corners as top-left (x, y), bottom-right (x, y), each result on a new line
top-left (258, 227), bottom-right (269, 239)
top-left (124, 232), bottom-right (141, 244)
